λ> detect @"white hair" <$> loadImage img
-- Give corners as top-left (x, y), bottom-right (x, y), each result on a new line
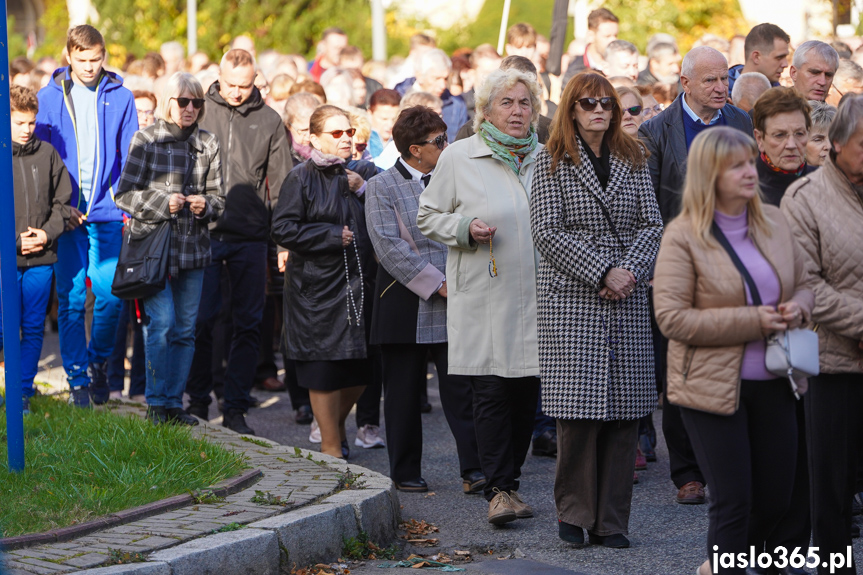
top-left (681, 46), bottom-right (727, 79)
top-left (731, 72), bottom-right (771, 106)
top-left (415, 49), bottom-right (451, 78)
top-left (473, 68), bottom-right (542, 133)
top-left (160, 41), bottom-right (185, 62)
top-left (605, 40), bottom-right (638, 61)
top-left (792, 40), bottom-right (839, 71)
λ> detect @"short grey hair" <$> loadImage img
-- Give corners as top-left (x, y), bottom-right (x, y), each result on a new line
top-left (681, 46), bottom-right (727, 79)
top-left (646, 33), bottom-right (678, 56)
top-left (829, 94), bottom-right (863, 149)
top-left (605, 40), bottom-right (638, 61)
top-left (157, 72), bottom-right (205, 124)
top-left (284, 92), bottom-right (321, 126)
top-left (473, 68), bottom-right (542, 133)
top-left (160, 41), bottom-right (185, 62)
top-left (836, 58), bottom-right (863, 86)
top-left (808, 100), bottom-right (837, 132)
top-left (648, 42), bottom-right (678, 62)
top-left (731, 72), bottom-right (771, 106)
top-left (415, 49), bottom-right (451, 78)
top-left (400, 91), bottom-right (443, 111)
top-left (792, 40), bottom-right (839, 72)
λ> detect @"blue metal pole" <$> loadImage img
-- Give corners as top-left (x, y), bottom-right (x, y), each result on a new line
top-left (1, 0), bottom-right (26, 473)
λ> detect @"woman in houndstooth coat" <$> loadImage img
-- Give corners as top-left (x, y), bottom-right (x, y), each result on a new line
top-left (530, 72), bottom-right (662, 548)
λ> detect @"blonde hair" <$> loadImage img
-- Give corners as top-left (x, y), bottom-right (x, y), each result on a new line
top-left (347, 107), bottom-right (371, 143)
top-left (473, 68), bottom-right (542, 133)
top-left (679, 127), bottom-right (772, 246)
top-left (157, 72), bottom-right (206, 124)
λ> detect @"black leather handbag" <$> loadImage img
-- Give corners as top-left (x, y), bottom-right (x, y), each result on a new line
top-left (111, 219), bottom-right (172, 300)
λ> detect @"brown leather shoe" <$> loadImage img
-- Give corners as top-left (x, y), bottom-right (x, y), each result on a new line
top-left (508, 491), bottom-right (534, 518)
top-left (257, 377), bottom-right (287, 392)
top-left (676, 481), bottom-right (706, 504)
top-left (487, 489), bottom-right (517, 525)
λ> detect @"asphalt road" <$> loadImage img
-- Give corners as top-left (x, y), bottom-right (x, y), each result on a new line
top-left (28, 332), bottom-right (863, 575)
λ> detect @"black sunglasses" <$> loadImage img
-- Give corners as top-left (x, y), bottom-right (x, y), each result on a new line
top-left (414, 133), bottom-right (447, 150)
top-left (623, 105), bottom-right (643, 116)
top-left (355, 142), bottom-right (368, 152)
top-left (577, 97), bottom-right (615, 112)
top-left (323, 128), bottom-right (356, 138)
top-left (172, 97), bottom-right (205, 109)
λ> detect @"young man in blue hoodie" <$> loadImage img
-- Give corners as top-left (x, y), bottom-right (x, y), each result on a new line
top-left (35, 25), bottom-right (138, 407)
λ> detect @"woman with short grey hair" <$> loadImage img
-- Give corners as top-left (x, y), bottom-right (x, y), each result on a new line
top-left (804, 100), bottom-right (836, 166)
top-left (781, 94), bottom-right (863, 575)
top-left (418, 67), bottom-right (543, 525)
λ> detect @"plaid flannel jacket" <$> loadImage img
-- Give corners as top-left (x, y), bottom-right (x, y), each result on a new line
top-left (115, 120), bottom-right (225, 276)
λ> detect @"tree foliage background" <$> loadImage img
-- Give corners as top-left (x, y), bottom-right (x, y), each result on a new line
top-left (9, 0), bottom-right (751, 66)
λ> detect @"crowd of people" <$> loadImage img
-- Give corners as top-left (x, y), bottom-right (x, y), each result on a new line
top-left (3, 9), bottom-right (863, 574)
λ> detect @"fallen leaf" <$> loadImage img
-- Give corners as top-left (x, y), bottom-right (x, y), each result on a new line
top-left (454, 550), bottom-right (470, 556)
top-left (200, 452), bottom-right (208, 459)
top-left (44, 412), bottom-right (50, 418)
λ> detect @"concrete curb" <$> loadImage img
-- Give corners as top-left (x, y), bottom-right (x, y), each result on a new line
top-left (63, 448), bottom-right (399, 574)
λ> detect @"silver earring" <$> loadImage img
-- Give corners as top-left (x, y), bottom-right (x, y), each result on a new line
top-left (418, 158), bottom-right (421, 164)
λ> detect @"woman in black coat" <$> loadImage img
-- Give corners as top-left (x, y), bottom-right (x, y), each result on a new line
top-left (271, 105), bottom-right (378, 459)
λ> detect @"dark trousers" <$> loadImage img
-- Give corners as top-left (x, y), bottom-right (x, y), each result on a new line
top-left (681, 379), bottom-right (798, 575)
top-left (764, 400), bottom-right (810, 560)
top-left (186, 238), bottom-right (267, 412)
top-left (555, 418), bottom-right (639, 535)
top-left (382, 343), bottom-right (480, 483)
top-left (356, 357), bottom-right (382, 428)
top-left (806, 372), bottom-right (863, 575)
top-left (534, 398), bottom-right (556, 438)
top-left (254, 293), bottom-right (281, 383)
top-left (107, 300), bottom-right (145, 396)
top-left (470, 375), bottom-right (540, 501)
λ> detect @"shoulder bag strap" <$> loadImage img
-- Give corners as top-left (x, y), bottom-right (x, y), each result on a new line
top-left (588, 191), bottom-right (627, 251)
top-left (711, 220), bottom-right (762, 306)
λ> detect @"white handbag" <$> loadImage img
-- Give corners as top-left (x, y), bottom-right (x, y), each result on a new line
top-left (765, 328), bottom-right (820, 399)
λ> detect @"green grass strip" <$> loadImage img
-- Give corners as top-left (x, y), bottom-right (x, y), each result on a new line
top-left (0, 395), bottom-right (248, 538)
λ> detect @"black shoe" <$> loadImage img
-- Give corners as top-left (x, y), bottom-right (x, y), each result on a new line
top-left (588, 532), bottom-right (630, 548)
top-left (249, 395), bottom-right (261, 408)
top-left (558, 520), bottom-right (585, 546)
top-left (68, 386), bottom-right (91, 408)
top-left (295, 404), bottom-right (313, 425)
top-left (166, 408), bottom-right (199, 426)
top-left (147, 405), bottom-right (168, 425)
top-left (186, 403), bottom-right (209, 420)
top-left (223, 409), bottom-right (255, 435)
top-left (462, 470), bottom-right (488, 494)
top-left (341, 439), bottom-right (350, 460)
top-left (639, 432), bottom-right (657, 462)
top-left (532, 429), bottom-right (558, 457)
top-left (420, 401), bottom-right (432, 414)
top-left (395, 478), bottom-right (429, 492)
top-left (88, 361), bottom-right (110, 405)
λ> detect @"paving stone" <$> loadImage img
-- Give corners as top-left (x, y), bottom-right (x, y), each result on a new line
top-left (72, 563), bottom-right (171, 575)
top-left (10, 557), bottom-right (69, 573)
top-left (149, 528), bottom-right (278, 575)
top-left (249, 503), bottom-right (359, 569)
top-left (61, 553), bottom-right (110, 568)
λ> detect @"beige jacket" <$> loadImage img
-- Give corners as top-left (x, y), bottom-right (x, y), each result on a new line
top-left (654, 205), bottom-right (814, 415)
top-left (781, 158), bottom-right (863, 374)
top-left (417, 135), bottom-right (541, 378)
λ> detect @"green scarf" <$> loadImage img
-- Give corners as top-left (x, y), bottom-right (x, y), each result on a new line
top-left (478, 121), bottom-right (538, 175)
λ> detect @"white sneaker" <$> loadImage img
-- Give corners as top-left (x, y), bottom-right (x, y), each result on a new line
top-left (355, 424), bottom-right (386, 448)
top-left (309, 418), bottom-right (321, 443)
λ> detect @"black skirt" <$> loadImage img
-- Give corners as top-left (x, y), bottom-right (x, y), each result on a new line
top-left (295, 358), bottom-right (374, 391)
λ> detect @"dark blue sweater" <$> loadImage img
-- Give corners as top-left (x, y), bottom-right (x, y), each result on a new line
top-left (682, 106), bottom-right (728, 150)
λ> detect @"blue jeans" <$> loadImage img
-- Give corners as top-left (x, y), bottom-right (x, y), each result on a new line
top-left (54, 222), bottom-right (123, 387)
top-left (142, 268), bottom-right (205, 408)
top-left (0, 265), bottom-right (54, 397)
top-left (186, 239), bottom-right (267, 411)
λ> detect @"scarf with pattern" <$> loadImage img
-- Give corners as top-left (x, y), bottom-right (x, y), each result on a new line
top-left (761, 151), bottom-right (805, 176)
top-left (478, 121), bottom-right (538, 175)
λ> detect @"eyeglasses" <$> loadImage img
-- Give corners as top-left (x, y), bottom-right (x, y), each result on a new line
top-left (623, 105), bottom-right (643, 116)
top-left (576, 97), bottom-right (615, 112)
top-left (322, 128), bottom-right (356, 138)
top-left (136, 109), bottom-right (155, 117)
top-left (172, 97), bottom-right (204, 109)
top-left (414, 134), bottom-right (447, 150)
top-left (354, 142), bottom-right (368, 152)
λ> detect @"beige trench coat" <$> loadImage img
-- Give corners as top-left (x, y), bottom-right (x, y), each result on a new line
top-left (417, 135), bottom-right (541, 378)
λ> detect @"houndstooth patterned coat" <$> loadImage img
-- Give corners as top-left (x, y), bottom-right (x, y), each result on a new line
top-left (530, 139), bottom-right (663, 421)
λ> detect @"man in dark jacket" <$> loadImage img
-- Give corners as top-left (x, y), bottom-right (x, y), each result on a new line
top-left (638, 46), bottom-right (754, 506)
top-left (186, 48), bottom-right (293, 434)
top-left (4, 85), bottom-right (71, 414)
top-left (35, 25), bottom-right (138, 407)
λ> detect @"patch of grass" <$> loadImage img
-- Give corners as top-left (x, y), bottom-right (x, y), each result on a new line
top-left (341, 531), bottom-right (398, 560)
top-left (250, 490), bottom-right (293, 506)
top-left (239, 436), bottom-right (271, 448)
top-left (336, 468), bottom-right (366, 490)
top-left (0, 395), bottom-right (248, 538)
top-left (106, 549), bottom-right (147, 565)
top-left (190, 489), bottom-right (225, 504)
top-left (212, 522), bottom-right (244, 533)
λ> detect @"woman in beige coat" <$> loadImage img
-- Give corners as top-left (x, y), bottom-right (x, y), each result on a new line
top-left (653, 127), bottom-right (813, 575)
top-left (417, 68), bottom-right (542, 526)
